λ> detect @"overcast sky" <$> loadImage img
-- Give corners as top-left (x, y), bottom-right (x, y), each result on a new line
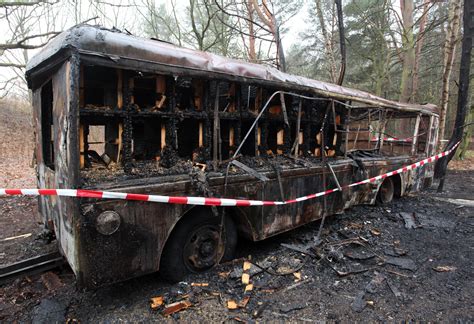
top-left (0, 0), bottom-right (311, 98)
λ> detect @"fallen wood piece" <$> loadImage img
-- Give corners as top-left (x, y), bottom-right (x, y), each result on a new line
top-left (150, 296), bottom-right (164, 310)
top-left (218, 271), bottom-right (231, 279)
top-left (346, 222), bottom-right (364, 230)
top-left (433, 265), bottom-right (457, 272)
top-left (191, 282), bottom-right (209, 287)
top-left (399, 212), bottom-right (417, 229)
top-left (232, 316), bottom-right (248, 323)
top-left (370, 228), bottom-right (381, 236)
top-left (162, 300), bottom-right (192, 316)
top-left (385, 269), bottom-right (411, 278)
top-left (242, 273), bottom-right (250, 285)
top-left (244, 284), bottom-right (253, 292)
top-left (227, 300), bottom-right (239, 310)
top-left (385, 257), bottom-right (417, 271)
top-left (238, 296), bottom-right (250, 308)
top-left (2, 233), bottom-right (32, 241)
top-left (243, 261), bottom-right (251, 271)
top-left (293, 272), bottom-right (302, 281)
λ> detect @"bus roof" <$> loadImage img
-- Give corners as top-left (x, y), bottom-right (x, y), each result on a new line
top-left (26, 25), bottom-right (438, 116)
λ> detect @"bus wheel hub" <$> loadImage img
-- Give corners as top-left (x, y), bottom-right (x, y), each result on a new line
top-left (184, 225), bottom-right (223, 271)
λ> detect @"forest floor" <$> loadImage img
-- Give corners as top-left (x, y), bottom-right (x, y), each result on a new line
top-left (0, 102), bottom-right (473, 322)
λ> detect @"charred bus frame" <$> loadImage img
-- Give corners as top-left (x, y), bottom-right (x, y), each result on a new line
top-left (26, 26), bottom-right (439, 287)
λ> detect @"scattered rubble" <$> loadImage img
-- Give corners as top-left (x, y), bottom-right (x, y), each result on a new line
top-left (162, 300), bottom-right (193, 316)
top-left (1, 170), bottom-right (473, 321)
top-left (433, 266), bottom-right (457, 272)
top-left (149, 296), bottom-right (164, 310)
top-left (399, 212), bottom-right (418, 229)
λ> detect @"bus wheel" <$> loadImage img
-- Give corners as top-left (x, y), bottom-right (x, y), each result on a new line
top-left (160, 210), bottom-right (237, 282)
top-left (377, 177), bottom-right (394, 204)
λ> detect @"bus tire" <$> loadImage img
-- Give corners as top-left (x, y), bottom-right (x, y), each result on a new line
top-left (159, 210), bottom-right (237, 283)
top-left (376, 177), bottom-right (394, 204)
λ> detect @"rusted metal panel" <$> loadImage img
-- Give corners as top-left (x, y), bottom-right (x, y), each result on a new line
top-left (78, 199), bottom-right (185, 286)
top-left (43, 60), bottom-right (80, 274)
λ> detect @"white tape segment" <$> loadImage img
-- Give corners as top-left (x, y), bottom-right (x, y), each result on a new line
top-left (0, 142), bottom-right (459, 206)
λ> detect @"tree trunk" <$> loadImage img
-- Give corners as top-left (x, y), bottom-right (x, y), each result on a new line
top-left (438, 0), bottom-right (462, 148)
top-left (399, 0), bottom-right (415, 103)
top-left (246, 0), bottom-right (257, 62)
top-left (315, 0), bottom-right (337, 83)
top-left (411, 0), bottom-right (430, 101)
top-left (455, 99), bottom-right (473, 160)
top-left (251, 0), bottom-right (285, 71)
top-left (435, 0), bottom-right (472, 191)
top-left (335, 0), bottom-right (345, 86)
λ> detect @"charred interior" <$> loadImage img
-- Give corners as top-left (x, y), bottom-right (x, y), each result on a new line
top-left (78, 65), bottom-right (434, 187)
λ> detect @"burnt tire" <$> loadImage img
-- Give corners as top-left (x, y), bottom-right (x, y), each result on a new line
top-left (377, 177), bottom-right (394, 204)
top-left (159, 209), bottom-right (237, 283)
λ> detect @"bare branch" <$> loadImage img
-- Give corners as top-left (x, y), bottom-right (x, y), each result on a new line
top-left (213, 0), bottom-right (272, 34)
top-left (0, 62), bottom-right (25, 68)
top-left (0, 0), bottom-right (56, 8)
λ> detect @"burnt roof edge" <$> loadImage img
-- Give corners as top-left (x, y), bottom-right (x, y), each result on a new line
top-left (26, 25), bottom-right (439, 116)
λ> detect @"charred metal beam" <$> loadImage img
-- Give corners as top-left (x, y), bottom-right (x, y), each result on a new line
top-left (231, 160), bottom-right (269, 182)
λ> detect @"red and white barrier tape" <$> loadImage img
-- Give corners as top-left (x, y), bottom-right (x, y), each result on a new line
top-left (0, 143), bottom-right (459, 207)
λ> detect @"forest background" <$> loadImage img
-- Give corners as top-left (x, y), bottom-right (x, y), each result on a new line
top-left (0, 0), bottom-right (471, 151)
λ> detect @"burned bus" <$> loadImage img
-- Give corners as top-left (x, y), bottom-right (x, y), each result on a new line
top-left (26, 26), bottom-right (439, 287)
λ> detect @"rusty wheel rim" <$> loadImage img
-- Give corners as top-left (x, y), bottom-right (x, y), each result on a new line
top-left (183, 224), bottom-right (224, 272)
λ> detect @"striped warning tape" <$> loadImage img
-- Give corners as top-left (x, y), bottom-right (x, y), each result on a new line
top-left (0, 142), bottom-right (459, 207)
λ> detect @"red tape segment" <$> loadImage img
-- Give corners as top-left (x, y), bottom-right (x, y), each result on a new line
top-left (0, 142), bottom-right (459, 207)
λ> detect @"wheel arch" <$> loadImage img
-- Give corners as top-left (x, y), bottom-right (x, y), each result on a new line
top-left (391, 173), bottom-right (403, 198)
top-left (159, 205), bottom-right (255, 266)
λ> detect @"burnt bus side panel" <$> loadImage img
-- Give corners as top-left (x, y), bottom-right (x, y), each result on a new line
top-left (260, 174), bottom-right (342, 239)
top-left (72, 163), bottom-right (358, 287)
top-left (33, 78), bottom-right (62, 241)
top-left (33, 59), bottom-right (81, 275)
top-left (51, 60), bottom-right (77, 271)
top-left (74, 153), bottom-right (433, 287)
top-left (78, 200), bottom-right (186, 287)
